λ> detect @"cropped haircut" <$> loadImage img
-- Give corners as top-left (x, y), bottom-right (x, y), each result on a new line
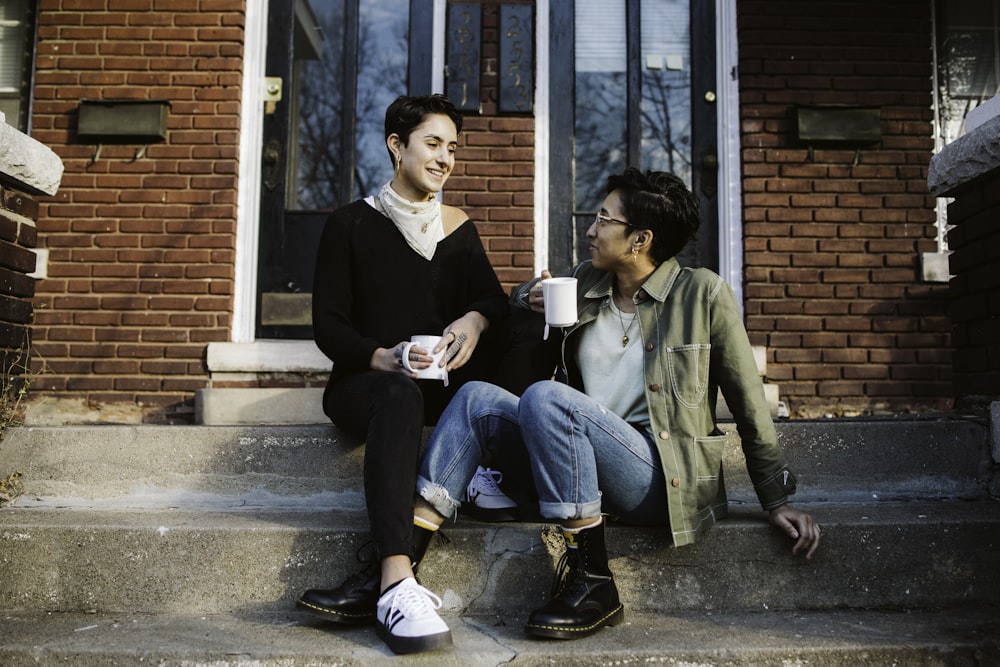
top-left (384, 94), bottom-right (463, 167)
top-left (605, 168), bottom-right (700, 264)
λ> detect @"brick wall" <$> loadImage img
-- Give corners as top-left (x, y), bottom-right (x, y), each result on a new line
top-left (29, 0), bottom-right (244, 422)
top-left (946, 173), bottom-right (1000, 401)
top-left (738, 0), bottom-right (952, 417)
top-left (0, 183), bottom-right (38, 411)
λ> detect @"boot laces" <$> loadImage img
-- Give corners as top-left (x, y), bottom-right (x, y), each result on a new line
top-left (549, 548), bottom-right (587, 597)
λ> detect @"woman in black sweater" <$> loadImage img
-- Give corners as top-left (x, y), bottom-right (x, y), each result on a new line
top-left (297, 95), bottom-right (507, 655)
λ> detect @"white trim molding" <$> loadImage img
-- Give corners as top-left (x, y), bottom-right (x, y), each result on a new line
top-left (717, 0), bottom-right (744, 308)
top-left (233, 0), bottom-right (269, 342)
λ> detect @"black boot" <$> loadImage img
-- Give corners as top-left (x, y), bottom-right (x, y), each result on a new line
top-left (524, 519), bottom-right (624, 639)
top-left (297, 525), bottom-right (437, 625)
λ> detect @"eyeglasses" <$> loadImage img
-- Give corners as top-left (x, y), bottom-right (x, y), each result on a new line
top-left (595, 212), bottom-right (638, 229)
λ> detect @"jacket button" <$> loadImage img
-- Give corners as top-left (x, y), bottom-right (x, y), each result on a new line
top-left (659, 430), bottom-right (669, 440)
top-left (671, 478), bottom-right (680, 487)
top-left (645, 343), bottom-right (654, 352)
top-left (649, 383), bottom-right (661, 392)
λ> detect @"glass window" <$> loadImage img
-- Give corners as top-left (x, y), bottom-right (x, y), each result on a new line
top-left (353, 0), bottom-right (409, 200)
top-left (937, 0), bottom-right (1000, 143)
top-left (0, 0), bottom-right (30, 131)
top-left (290, 0), bottom-right (345, 210)
top-left (640, 0), bottom-right (691, 184)
top-left (288, 0), bottom-right (408, 210)
top-left (574, 0), bottom-right (628, 214)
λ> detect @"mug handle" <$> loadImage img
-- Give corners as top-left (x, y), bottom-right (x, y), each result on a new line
top-left (401, 341), bottom-right (419, 372)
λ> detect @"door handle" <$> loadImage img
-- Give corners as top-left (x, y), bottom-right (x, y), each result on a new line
top-left (700, 149), bottom-right (718, 198)
top-left (263, 138), bottom-right (282, 191)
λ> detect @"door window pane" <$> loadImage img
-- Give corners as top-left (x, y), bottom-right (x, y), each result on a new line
top-left (291, 0), bottom-right (345, 210)
top-left (289, 0), bottom-right (408, 210)
top-left (354, 0), bottom-right (409, 200)
top-left (574, 0), bottom-right (627, 214)
top-left (641, 0), bottom-right (691, 184)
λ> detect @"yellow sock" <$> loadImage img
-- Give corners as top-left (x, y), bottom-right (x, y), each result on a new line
top-left (561, 516), bottom-right (603, 546)
top-left (413, 515), bottom-right (439, 532)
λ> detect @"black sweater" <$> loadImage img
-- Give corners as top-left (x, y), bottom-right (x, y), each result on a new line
top-left (312, 200), bottom-right (508, 380)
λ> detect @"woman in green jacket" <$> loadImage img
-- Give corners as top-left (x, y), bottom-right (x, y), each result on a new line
top-left (411, 167), bottom-right (821, 640)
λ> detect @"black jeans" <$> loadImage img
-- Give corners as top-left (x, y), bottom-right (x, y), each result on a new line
top-left (323, 370), bottom-right (455, 560)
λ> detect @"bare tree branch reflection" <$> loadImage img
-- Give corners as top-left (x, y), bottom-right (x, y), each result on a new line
top-left (292, 0), bottom-right (407, 210)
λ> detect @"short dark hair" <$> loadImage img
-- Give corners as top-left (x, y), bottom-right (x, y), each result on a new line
top-left (384, 94), bottom-right (463, 166)
top-left (605, 167), bottom-right (700, 263)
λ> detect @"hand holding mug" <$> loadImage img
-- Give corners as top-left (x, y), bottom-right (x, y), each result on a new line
top-left (541, 275), bottom-right (578, 340)
top-left (527, 269), bottom-right (552, 313)
top-left (401, 335), bottom-right (449, 385)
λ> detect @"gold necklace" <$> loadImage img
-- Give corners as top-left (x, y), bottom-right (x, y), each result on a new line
top-left (615, 295), bottom-right (637, 347)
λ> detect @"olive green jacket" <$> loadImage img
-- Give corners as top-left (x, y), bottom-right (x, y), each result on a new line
top-left (512, 258), bottom-right (797, 547)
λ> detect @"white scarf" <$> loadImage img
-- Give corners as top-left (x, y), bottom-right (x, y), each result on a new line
top-left (374, 182), bottom-right (444, 260)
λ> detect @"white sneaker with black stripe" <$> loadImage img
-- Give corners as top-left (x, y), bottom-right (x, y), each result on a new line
top-left (375, 577), bottom-right (452, 654)
top-left (461, 465), bottom-right (519, 522)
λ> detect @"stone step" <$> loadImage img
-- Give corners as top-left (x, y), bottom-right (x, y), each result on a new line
top-left (0, 607), bottom-right (997, 666)
top-left (1, 417), bottom-right (991, 510)
top-left (1, 420), bottom-right (997, 622)
top-left (1, 501), bottom-right (998, 615)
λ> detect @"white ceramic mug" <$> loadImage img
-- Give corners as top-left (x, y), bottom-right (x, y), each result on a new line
top-left (542, 277), bottom-right (578, 339)
top-left (402, 334), bottom-right (448, 383)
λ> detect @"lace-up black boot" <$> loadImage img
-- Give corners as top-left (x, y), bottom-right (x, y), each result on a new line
top-left (524, 518), bottom-right (624, 639)
top-left (297, 525), bottom-right (437, 625)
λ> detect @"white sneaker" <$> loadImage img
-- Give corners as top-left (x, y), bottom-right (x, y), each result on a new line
top-left (461, 466), bottom-right (519, 522)
top-left (375, 577), bottom-right (452, 654)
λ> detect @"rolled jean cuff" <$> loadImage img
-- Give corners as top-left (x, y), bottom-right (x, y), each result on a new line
top-left (417, 475), bottom-right (460, 521)
top-left (538, 498), bottom-right (602, 521)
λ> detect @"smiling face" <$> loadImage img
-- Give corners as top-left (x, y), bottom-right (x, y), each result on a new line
top-left (387, 113), bottom-right (458, 201)
top-left (586, 189), bottom-right (638, 271)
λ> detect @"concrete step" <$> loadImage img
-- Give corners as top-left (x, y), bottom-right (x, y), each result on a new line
top-left (0, 607), bottom-right (997, 666)
top-left (1, 419), bottom-right (998, 663)
top-left (1, 420), bottom-right (997, 624)
top-left (2, 501), bottom-right (998, 615)
top-left (1, 417), bottom-right (991, 510)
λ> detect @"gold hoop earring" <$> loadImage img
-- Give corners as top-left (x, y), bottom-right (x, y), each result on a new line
top-left (632, 247), bottom-right (638, 262)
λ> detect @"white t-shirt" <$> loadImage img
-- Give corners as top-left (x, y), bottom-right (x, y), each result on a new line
top-left (576, 298), bottom-right (650, 428)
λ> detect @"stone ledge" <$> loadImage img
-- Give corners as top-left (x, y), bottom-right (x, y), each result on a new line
top-left (206, 340), bottom-right (329, 373)
top-left (0, 113), bottom-right (64, 196)
top-left (928, 111), bottom-right (1000, 197)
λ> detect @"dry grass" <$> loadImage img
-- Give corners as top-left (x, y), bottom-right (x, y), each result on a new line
top-left (0, 335), bottom-right (31, 507)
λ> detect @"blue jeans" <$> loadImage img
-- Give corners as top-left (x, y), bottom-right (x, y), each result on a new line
top-left (417, 381), bottom-right (668, 525)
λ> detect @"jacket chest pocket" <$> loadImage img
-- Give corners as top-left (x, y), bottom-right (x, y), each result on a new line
top-left (664, 344), bottom-right (711, 408)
